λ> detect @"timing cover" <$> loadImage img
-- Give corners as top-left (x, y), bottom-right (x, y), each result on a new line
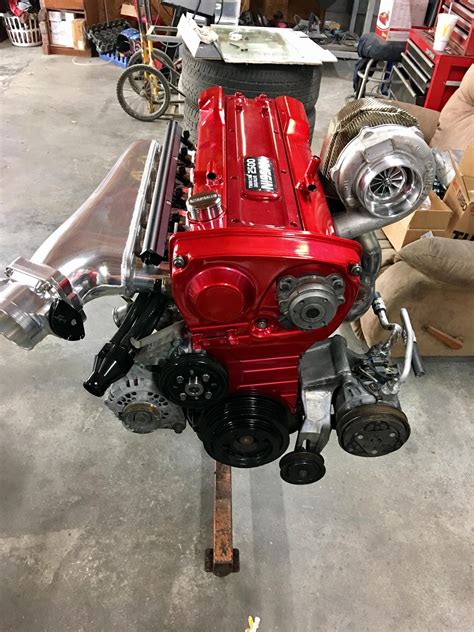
top-left (169, 87), bottom-right (362, 411)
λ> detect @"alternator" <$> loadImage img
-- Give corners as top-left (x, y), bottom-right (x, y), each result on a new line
top-left (105, 366), bottom-right (185, 434)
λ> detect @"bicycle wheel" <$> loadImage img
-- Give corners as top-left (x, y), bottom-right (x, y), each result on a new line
top-left (128, 49), bottom-right (176, 92)
top-left (117, 64), bottom-right (171, 122)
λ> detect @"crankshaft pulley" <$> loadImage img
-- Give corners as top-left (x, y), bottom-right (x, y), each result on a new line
top-left (197, 394), bottom-right (290, 468)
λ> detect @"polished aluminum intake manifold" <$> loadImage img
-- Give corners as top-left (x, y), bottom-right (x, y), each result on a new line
top-left (0, 140), bottom-right (158, 349)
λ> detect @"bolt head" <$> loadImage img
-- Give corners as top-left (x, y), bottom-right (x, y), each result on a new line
top-left (256, 319), bottom-right (268, 330)
top-left (202, 374), bottom-right (210, 383)
top-left (332, 277), bottom-right (344, 290)
top-left (176, 375), bottom-right (184, 384)
top-left (205, 392), bottom-right (212, 400)
top-left (173, 255), bottom-right (186, 269)
top-left (351, 264), bottom-right (362, 277)
top-left (179, 393), bottom-right (187, 401)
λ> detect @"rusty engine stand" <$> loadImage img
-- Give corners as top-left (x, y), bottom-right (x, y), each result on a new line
top-left (205, 462), bottom-right (240, 577)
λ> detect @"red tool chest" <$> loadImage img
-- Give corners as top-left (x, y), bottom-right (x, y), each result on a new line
top-left (391, 28), bottom-right (474, 111)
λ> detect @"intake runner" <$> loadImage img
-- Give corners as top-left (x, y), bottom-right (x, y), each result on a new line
top-left (0, 89), bottom-right (431, 485)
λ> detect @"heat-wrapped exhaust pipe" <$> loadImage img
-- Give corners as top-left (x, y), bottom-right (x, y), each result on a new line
top-left (0, 139), bottom-right (160, 349)
top-left (345, 231), bottom-right (381, 322)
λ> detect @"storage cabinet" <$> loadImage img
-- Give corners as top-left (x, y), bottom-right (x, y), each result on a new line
top-left (39, 0), bottom-right (100, 56)
top-left (40, 0), bottom-right (122, 57)
top-left (391, 28), bottom-right (474, 111)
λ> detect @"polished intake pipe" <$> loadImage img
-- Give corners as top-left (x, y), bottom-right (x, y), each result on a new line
top-left (0, 139), bottom-right (159, 349)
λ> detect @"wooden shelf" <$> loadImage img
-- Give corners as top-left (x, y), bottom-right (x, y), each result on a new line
top-left (40, 0), bottom-right (98, 56)
top-left (39, 0), bottom-right (124, 56)
top-left (48, 44), bottom-right (91, 56)
top-left (44, 0), bottom-right (85, 9)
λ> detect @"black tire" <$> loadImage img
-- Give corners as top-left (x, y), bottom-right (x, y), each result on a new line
top-left (181, 46), bottom-right (320, 142)
top-left (181, 45), bottom-right (322, 109)
top-left (183, 100), bottom-right (316, 144)
top-left (183, 101), bottom-right (200, 142)
top-left (117, 63), bottom-right (171, 122)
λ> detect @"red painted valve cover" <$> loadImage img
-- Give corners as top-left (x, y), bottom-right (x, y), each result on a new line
top-left (170, 87), bottom-right (361, 411)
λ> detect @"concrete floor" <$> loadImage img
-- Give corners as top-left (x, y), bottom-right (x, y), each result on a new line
top-left (0, 43), bottom-right (473, 632)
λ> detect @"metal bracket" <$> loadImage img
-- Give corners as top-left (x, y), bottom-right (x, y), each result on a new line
top-left (296, 390), bottom-right (332, 453)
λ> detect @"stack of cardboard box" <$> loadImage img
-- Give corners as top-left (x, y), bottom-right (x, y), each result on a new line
top-left (383, 146), bottom-right (474, 250)
top-left (443, 147), bottom-right (474, 241)
top-left (47, 11), bottom-right (87, 50)
top-left (382, 191), bottom-right (452, 250)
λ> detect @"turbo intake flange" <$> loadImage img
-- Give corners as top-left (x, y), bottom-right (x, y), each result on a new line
top-left (329, 124), bottom-right (435, 220)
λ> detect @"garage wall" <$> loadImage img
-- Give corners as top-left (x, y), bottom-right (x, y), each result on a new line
top-left (325, 0), bottom-right (381, 32)
top-left (97, 1), bottom-right (174, 25)
top-left (99, 0), bottom-right (381, 31)
top-left (250, 0), bottom-right (381, 29)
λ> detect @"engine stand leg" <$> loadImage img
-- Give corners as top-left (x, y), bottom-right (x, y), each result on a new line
top-left (204, 461), bottom-right (240, 577)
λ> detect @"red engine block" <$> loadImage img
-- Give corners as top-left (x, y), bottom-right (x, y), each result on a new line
top-left (170, 87), bottom-right (362, 412)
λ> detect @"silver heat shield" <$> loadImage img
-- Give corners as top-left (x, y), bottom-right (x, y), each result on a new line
top-left (0, 139), bottom-right (160, 349)
top-left (320, 98), bottom-right (435, 239)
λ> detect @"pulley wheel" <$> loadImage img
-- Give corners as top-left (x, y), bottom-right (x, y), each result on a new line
top-left (158, 353), bottom-right (228, 409)
top-left (120, 402), bottom-right (164, 434)
top-left (279, 451), bottom-right (326, 485)
top-left (199, 394), bottom-right (290, 468)
top-left (336, 404), bottom-right (410, 457)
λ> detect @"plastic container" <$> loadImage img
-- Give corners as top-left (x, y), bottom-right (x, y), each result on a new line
top-left (433, 13), bottom-right (458, 52)
top-left (99, 51), bottom-right (130, 68)
top-left (116, 27), bottom-right (140, 54)
top-left (3, 14), bottom-right (42, 47)
top-left (86, 19), bottom-right (130, 54)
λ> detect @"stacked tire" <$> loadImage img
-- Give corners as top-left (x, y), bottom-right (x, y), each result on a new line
top-left (181, 46), bottom-right (322, 143)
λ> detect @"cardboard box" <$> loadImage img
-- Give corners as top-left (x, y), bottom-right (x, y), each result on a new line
top-left (48, 10), bottom-right (77, 47)
top-left (121, 3), bottom-right (137, 18)
top-left (48, 10), bottom-right (62, 22)
top-left (72, 18), bottom-right (87, 50)
top-left (383, 192), bottom-right (452, 250)
top-left (48, 10), bottom-right (75, 22)
top-left (49, 20), bottom-right (74, 47)
top-left (444, 147), bottom-right (474, 241)
top-left (383, 225), bottom-right (446, 250)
